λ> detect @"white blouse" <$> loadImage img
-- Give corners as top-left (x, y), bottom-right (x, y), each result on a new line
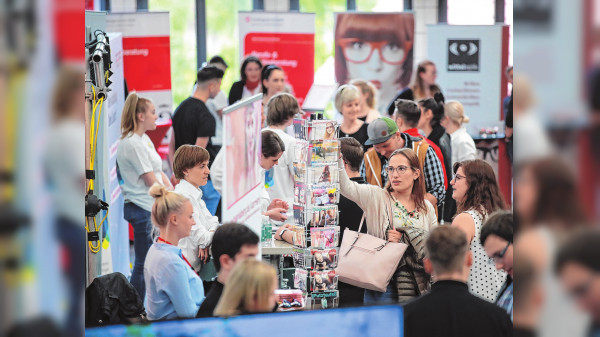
top-left (449, 127), bottom-right (477, 167)
top-left (175, 179), bottom-right (219, 270)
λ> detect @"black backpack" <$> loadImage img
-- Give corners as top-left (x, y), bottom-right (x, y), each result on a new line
top-left (85, 272), bottom-right (145, 327)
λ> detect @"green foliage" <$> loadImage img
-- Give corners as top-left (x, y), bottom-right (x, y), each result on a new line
top-left (148, 0), bottom-right (382, 111)
top-left (149, 0), bottom-right (198, 109)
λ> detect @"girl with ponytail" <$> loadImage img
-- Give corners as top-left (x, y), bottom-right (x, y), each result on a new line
top-left (144, 184), bottom-right (205, 320)
top-left (440, 100), bottom-right (477, 167)
top-left (116, 92), bottom-right (173, 299)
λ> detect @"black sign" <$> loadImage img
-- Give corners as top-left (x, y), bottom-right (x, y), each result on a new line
top-left (447, 39), bottom-right (480, 72)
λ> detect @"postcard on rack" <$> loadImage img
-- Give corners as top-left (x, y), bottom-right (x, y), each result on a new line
top-left (294, 140), bottom-right (309, 163)
top-left (294, 268), bottom-right (308, 291)
top-left (311, 205), bottom-right (338, 227)
top-left (293, 162), bottom-right (306, 182)
top-left (293, 118), bottom-right (306, 140)
top-left (310, 227), bottom-right (337, 248)
top-left (309, 120), bottom-right (337, 141)
top-left (308, 163), bottom-right (339, 184)
top-left (310, 270), bottom-right (337, 292)
top-left (291, 225), bottom-right (307, 247)
top-left (321, 139), bottom-right (340, 162)
top-left (311, 248), bottom-right (338, 270)
top-left (309, 185), bottom-right (338, 205)
top-left (294, 182), bottom-right (307, 204)
top-left (293, 204), bottom-right (305, 227)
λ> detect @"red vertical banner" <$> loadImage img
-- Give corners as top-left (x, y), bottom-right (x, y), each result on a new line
top-left (239, 12), bottom-right (315, 106)
top-left (106, 12), bottom-right (173, 116)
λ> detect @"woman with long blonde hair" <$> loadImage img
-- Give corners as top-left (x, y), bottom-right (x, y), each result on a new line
top-left (116, 93), bottom-right (173, 299)
top-left (214, 259), bottom-right (278, 316)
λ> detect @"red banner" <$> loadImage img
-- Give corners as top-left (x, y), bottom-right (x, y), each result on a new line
top-left (122, 36), bottom-right (172, 91)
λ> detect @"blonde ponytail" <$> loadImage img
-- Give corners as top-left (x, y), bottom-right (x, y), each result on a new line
top-left (149, 183), bottom-right (188, 228)
top-left (121, 92), bottom-right (152, 138)
top-left (444, 100), bottom-right (469, 126)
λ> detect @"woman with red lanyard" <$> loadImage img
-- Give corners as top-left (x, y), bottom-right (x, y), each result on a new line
top-left (144, 184), bottom-right (205, 320)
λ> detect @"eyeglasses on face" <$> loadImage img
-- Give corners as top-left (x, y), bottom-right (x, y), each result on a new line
top-left (489, 241), bottom-right (511, 263)
top-left (453, 173), bottom-right (467, 181)
top-left (338, 38), bottom-right (413, 65)
top-left (386, 165), bottom-right (411, 175)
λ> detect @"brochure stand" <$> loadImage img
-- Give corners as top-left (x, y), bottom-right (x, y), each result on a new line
top-left (285, 114), bottom-right (341, 310)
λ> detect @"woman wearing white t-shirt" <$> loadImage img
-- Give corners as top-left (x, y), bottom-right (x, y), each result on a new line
top-left (441, 101), bottom-right (477, 167)
top-left (117, 93), bottom-right (173, 299)
top-left (263, 93), bottom-right (298, 209)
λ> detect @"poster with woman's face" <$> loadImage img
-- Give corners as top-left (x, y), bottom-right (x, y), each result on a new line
top-left (335, 13), bottom-right (415, 113)
top-left (225, 99), bottom-right (262, 209)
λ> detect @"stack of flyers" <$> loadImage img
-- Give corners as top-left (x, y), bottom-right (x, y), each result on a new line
top-left (309, 185), bottom-right (339, 205)
top-left (311, 140), bottom-right (339, 163)
top-left (308, 163), bottom-right (339, 184)
top-left (293, 204), bottom-right (305, 226)
top-left (294, 183), bottom-right (307, 204)
top-left (308, 120), bottom-right (337, 141)
top-left (310, 227), bottom-right (337, 248)
top-left (291, 225), bottom-right (307, 247)
top-left (294, 140), bottom-right (309, 163)
top-left (311, 205), bottom-right (338, 227)
top-left (294, 268), bottom-right (308, 291)
top-left (293, 162), bottom-right (306, 182)
top-left (311, 248), bottom-right (338, 270)
top-left (310, 270), bottom-right (337, 292)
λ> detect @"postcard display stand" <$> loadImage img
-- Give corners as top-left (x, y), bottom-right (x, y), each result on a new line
top-left (289, 116), bottom-right (340, 310)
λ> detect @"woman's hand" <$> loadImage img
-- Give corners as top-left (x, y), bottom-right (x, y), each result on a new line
top-left (265, 208), bottom-right (288, 222)
top-left (198, 247), bottom-right (210, 264)
top-left (268, 198), bottom-right (289, 211)
top-left (387, 228), bottom-right (403, 243)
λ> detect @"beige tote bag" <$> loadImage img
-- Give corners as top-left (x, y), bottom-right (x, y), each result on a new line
top-left (335, 198), bottom-right (408, 292)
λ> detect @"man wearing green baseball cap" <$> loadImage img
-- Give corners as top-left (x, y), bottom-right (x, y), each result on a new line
top-left (360, 116), bottom-right (445, 208)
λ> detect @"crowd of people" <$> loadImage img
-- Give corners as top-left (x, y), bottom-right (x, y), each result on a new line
top-left (108, 50), bottom-right (600, 337)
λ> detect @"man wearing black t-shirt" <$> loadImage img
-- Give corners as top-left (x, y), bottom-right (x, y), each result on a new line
top-left (169, 65), bottom-right (224, 214)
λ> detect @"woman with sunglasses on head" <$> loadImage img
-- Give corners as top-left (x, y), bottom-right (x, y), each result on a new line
top-left (261, 65), bottom-right (286, 125)
top-left (229, 55), bottom-right (263, 105)
top-left (339, 148), bottom-right (437, 304)
top-left (335, 13), bottom-right (414, 113)
top-left (334, 84), bottom-right (371, 150)
top-left (450, 159), bottom-right (508, 302)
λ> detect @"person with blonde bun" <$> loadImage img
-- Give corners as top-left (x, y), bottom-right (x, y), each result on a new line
top-left (144, 184), bottom-right (205, 320)
top-left (441, 101), bottom-right (477, 166)
top-left (213, 259), bottom-right (278, 316)
top-left (116, 92), bottom-right (173, 299)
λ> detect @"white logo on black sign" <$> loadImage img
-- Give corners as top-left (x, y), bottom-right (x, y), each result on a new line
top-left (448, 39), bottom-right (480, 72)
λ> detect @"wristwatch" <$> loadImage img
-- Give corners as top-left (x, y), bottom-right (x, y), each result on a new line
top-left (279, 228), bottom-right (289, 241)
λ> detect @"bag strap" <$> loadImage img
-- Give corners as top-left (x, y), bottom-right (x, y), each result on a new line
top-left (357, 213), bottom-right (366, 233)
